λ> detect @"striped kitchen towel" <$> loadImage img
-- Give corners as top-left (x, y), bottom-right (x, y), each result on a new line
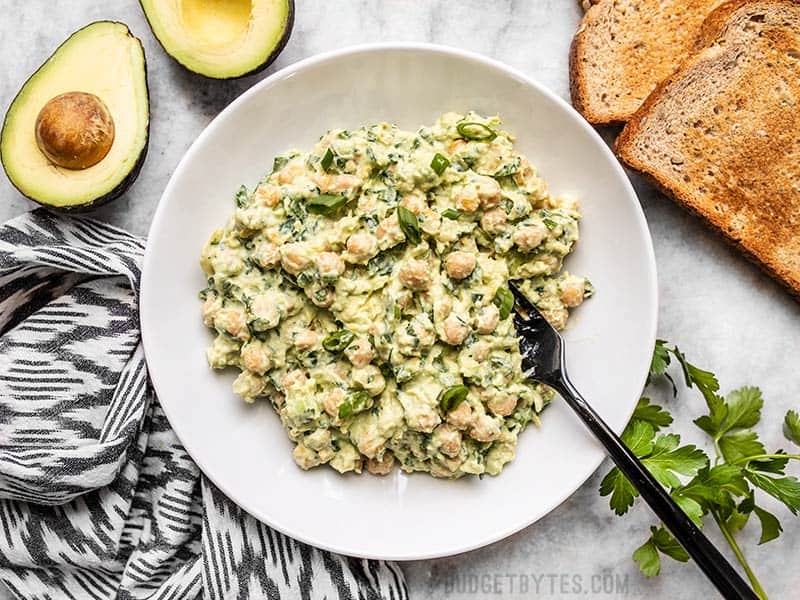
top-left (0, 209), bottom-right (408, 600)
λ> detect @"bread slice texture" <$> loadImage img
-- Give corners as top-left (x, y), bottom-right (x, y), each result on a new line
top-left (616, 0), bottom-right (800, 296)
top-left (570, 0), bottom-right (727, 125)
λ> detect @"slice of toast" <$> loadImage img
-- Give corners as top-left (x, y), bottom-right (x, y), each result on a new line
top-left (570, 0), bottom-right (727, 125)
top-left (616, 0), bottom-right (800, 296)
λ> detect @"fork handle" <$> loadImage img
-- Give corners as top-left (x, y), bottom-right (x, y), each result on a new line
top-left (553, 375), bottom-right (760, 600)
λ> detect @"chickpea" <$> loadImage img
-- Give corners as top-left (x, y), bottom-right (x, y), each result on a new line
top-left (305, 429), bottom-right (332, 451)
top-left (470, 340), bottom-right (491, 361)
top-left (542, 307), bottom-right (568, 331)
top-left (316, 252), bottom-right (345, 279)
top-left (453, 186), bottom-right (480, 213)
top-left (400, 191), bottom-right (426, 215)
top-left (442, 313), bottom-right (470, 346)
top-left (254, 184), bottom-right (280, 207)
top-left (313, 173), bottom-right (359, 193)
top-left (446, 400), bottom-right (473, 429)
top-left (215, 307), bottom-right (249, 340)
top-left (254, 240), bottom-right (281, 269)
top-left (345, 336), bottom-right (375, 367)
top-left (559, 276), bottom-right (585, 308)
top-left (202, 294), bottom-right (222, 327)
top-left (486, 391), bottom-right (518, 416)
top-left (399, 259), bottom-right (431, 290)
top-left (419, 209), bottom-right (441, 236)
top-left (376, 213), bottom-right (405, 249)
top-left (282, 369), bottom-right (308, 389)
top-left (213, 247), bottom-right (244, 275)
top-left (292, 443), bottom-right (319, 470)
top-left (513, 158), bottom-right (536, 186)
top-left (241, 342), bottom-right (272, 374)
top-left (432, 424), bottom-right (462, 458)
top-left (352, 365), bottom-right (386, 396)
top-left (344, 233), bottom-right (378, 264)
top-left (476, 176), bottom-right (501, 208)
top-left (475, 304), bottom-right (500, 334)
top-left (310, 287), bottom-right (334, 308)
top-left (433, 296), bottom-right (453, 321)
top-left (411, 314), bottom-right (436, 347)
top-left (323, 388), bottom-right (346, 418)
top-left (278, 163), bottom-right (304, 184)
top-left (411, 406), bottom-right (441, 433)
top-left (445, 251), bottom-right (476, 280)
top-left (280, 243), bottom-right (311, 274)
top-left (294, 329), bottom-right (319, 351)
top-left (480, 208), bottom-right (507, 234)
top-left (232, 371), bottom-right (264, 398)
top-left (512, 222), bottom-right (548, 252)
top-left (250, 295), bottom-right (281, 330)
top-left (448, 139), bottom-right (466, 154)
top-left (469, 414), bottom-right (501, 442)
top-left (366, 451), bottom-right (396, 475)
top-left (357, 434), bottom-right (385, 459)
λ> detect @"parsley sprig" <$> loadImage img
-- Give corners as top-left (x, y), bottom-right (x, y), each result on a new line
top-left (602, 340), bottom-right (800, 599)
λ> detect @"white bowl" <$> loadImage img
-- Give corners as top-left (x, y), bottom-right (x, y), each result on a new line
top-left (140, 43), bottom-right (657, 560)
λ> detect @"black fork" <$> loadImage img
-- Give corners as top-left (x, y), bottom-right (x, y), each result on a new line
top-left (508, 282), bottom-right (758, 600)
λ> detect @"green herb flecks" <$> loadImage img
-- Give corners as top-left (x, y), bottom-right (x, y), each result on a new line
top-left (441, 208), bottom-right (461, 220)
top-left (235, 185), bottom-right (249, 208)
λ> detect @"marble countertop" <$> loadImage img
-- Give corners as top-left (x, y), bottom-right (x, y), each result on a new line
top-left (2, 1), bottom-right (799, 598)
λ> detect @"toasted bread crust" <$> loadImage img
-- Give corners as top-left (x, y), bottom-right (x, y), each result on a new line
top-left (617, 0), bottom-right (800, 297)
top-left (570, 0), bottom-right (726, 126)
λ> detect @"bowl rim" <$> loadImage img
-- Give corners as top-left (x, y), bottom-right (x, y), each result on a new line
top-left (140, 41), bottom-right (659, 560)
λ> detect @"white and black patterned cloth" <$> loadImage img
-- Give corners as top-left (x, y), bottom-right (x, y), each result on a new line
top-left (0, 209), bottom-right (407, 600)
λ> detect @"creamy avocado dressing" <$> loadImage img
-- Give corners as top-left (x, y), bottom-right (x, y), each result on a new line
top-left (200, 112), bottom-right (591, 478)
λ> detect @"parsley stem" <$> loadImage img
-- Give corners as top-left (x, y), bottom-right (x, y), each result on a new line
top-left (711, 510), bottom-right (768, 599)
top-left (732, 453), bottom-right (800, 465)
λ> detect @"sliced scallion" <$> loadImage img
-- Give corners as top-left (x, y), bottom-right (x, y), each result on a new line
top-left (397, 206), bottom-right (421, 245)
top-left (493, 287), bottom-right (515, 320)
top-left (430, 153), bottom-right (450, 176)
top-left (439, 385), bottom-right (469, 412)
top-left (456, 121), bottom-right (497, 141)
top-left (307, 194), bottom-right (346, 216)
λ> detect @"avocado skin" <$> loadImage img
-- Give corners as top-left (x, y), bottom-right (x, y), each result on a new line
top-left (0, 21), bottom-right (150, 213)
top-left (139, 0), bottom-right (295, 80)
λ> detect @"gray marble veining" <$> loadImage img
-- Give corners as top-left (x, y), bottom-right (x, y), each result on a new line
top-left (2, 1), bottom-right (799, 599)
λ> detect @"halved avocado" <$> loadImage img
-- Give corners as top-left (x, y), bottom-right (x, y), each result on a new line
top-left (0, 22), bottom-right (149, 212)
top-left (140, 0), bottom-right (294, 79)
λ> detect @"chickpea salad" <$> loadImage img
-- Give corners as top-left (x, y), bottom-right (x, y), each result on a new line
top-left (199, 112), bottom-right (592, 479)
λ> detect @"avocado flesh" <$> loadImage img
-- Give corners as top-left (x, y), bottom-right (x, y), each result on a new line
top-left (0, 22), bottom-right (149, 210)
top-left (141, 0), bottom-right (293, 79)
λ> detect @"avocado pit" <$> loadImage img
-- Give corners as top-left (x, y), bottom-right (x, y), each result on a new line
top-left (35, 91), bottom-right (115, 170)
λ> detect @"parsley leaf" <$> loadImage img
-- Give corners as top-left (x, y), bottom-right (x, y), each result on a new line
top-left (632, 535), bottom-right (660, 577)
top-left (753, 504), bottom-right (783, 544)
top-left (632, 397), bottom-right (673, 431)
top-left (622, 420), bottom-right (656, 456)
top-left (600, 467), bottom-right (638, 516)
top-left (745, 471), bottom-right (800, 515)
top-left (784, 410), bottom-right (800, 446)
top-left (650, 339), bottom-right (671, 376)
top-left (643, 434), bottom-right (707, 489)
top-left (633, 526), bottom-right (690, 577)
